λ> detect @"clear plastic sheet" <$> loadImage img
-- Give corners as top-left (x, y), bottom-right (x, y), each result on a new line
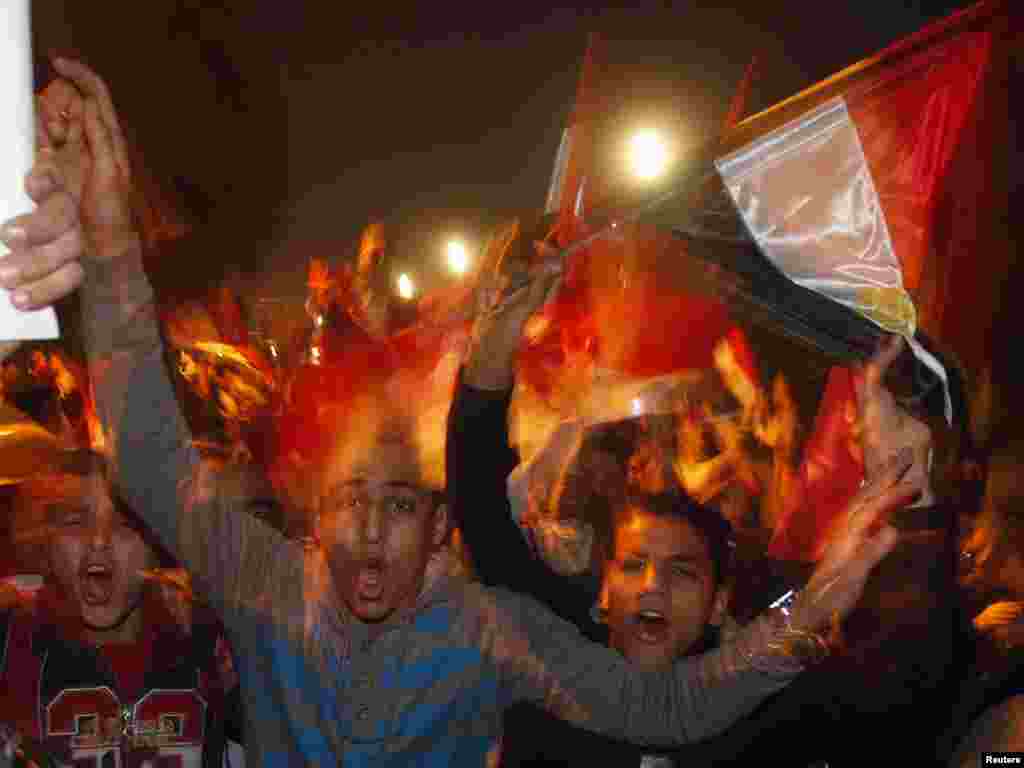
top-left (507, 366), bottom-right (735, 572)
top-left (715, 97), bottom-right (916, 337)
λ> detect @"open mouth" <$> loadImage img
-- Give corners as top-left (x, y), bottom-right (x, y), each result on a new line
top-left (633, 609), bottom-right (670, 643)
top-left (357, 559), bottom-right (385, 601)
top-left (80, 563), bottom-right (115, 605)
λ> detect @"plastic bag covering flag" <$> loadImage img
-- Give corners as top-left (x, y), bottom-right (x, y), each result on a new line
top-left (507, 367), bottom-right (723, 574)
top-left (712, 0), bottom-right (1003, 376)
top-left (510, 367), bottom-right (709, 508)
top-left (716, 97), bottom-right (915, 337)
top-left (720, 0), bottom-right (1010, 559)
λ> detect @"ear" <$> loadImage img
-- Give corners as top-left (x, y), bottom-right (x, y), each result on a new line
top-left (597, 576), bottom-right (610, 616)
top-left (707, 585), bottom-right (731, 628)
top-left (970, 365), bottom-right (993, 450)
top-left (432, 502), bottom-right (449, 549)
top-left (41, 542), bottom-right (55, 581)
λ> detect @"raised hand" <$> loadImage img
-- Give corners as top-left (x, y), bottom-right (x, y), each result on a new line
top-left (40, 58), bottom-right (139, 264)
top-left (1, 59), bottom-right (139, 312)
top-left (855, 334), bottom-right (935, 505)
top-left (788, 448), bottom-right (920, 636)
top-left (465, 225), bottom-right (564, 391)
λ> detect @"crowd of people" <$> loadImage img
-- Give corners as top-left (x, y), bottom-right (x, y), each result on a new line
top-left (0, 57), bottom-right (1017, 768)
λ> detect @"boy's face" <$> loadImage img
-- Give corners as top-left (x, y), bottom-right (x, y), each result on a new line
top-left (320, 437), bottom-right (446, 623)
top-left (47, 472), bottom-right (157, 634)
top-left (602, 507), bottom-right (725, 669)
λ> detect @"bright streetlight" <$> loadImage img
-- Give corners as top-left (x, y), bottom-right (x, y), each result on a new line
top-left (397, 273), bottom-right (416, 300)
top-left (628, 130), bottom-right (670, 180)
top-left (446, 240), bottom-right (470, 275)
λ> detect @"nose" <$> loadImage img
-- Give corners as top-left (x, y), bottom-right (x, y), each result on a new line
top-left (362, 501), bottom-right (385, 545)
top-left (88, 514), bottom-right (113, 550)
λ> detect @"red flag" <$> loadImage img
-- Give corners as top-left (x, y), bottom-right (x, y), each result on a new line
top-left (739, 0), bottom-right (1014, 560)
top-left (768, 366), bottom-right (863, 562)
top-left (549, 33), bottom-right (604, 248)
top-left (721, 55), bottom-right (759, 133)
top-left (719, 0), bottom-right (1012, 373)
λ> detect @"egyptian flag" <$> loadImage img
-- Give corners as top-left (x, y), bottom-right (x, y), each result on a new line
top-left (708, 0), bottom-right (1015, 561)
top-left (711, 0), bottom-right (1011, 370)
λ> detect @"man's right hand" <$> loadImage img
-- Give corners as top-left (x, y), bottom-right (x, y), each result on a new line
top-left (464, 230), bottom-right (563, 391)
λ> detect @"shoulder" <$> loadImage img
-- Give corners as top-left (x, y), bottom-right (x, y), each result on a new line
top-left (448, 580), bottom-right (577, 643)
top-left (0, 587), bottom-right (46, 677)
top-left (0, 584), bottom-right (43, 625)
top-left (433, 580), bottom-right (515, 631)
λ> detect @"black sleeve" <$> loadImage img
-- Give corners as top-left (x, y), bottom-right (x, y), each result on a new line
top-left (223, 683), bottom-right (245, 745)
top-left (0, 608), bottom-right (10, 674)
top-left (446, 370), bottom-right (595, 629)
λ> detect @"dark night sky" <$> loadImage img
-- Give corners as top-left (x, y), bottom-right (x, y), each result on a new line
top-left (33, 1), bottom-right (970, 300)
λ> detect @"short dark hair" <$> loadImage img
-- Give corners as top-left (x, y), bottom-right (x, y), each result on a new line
top-left (14, 449), bottom-right (177, 568)
top-left (611, 490), bottom-right (734, 586)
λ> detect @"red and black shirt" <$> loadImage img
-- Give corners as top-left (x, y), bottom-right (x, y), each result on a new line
top-left (0, 586), bottom-right (237, 768)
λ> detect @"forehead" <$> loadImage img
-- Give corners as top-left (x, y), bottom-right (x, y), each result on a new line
top-left (29, 471), bottom-right (110, 507)
top-left (326, 434), bottom-right (427, 492)
top-left (614, 509), bottom-right (711, 561)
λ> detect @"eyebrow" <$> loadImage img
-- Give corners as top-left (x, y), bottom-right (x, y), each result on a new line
top-left (46, 502), bottom-right (82, 516)
top-left (667, 554), bottom-right (706, 565)
top-left (330, 480), bottom-right (422, 494)
top-left (623, 551), bottom-right (705, 563)
top-left (381, 482), bottom-right (421, 492)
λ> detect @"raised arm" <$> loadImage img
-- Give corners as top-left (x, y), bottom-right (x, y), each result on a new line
top-left (473, 316), bottom-right (926, 744)
top-left (488, 445), bottom-right (920, 746)
top-left (0, 59), bottom-right (294, 616)
top-left (449, 225), bottom-right (597, 626)
top-left (449, 372), bottom-right (597, 627)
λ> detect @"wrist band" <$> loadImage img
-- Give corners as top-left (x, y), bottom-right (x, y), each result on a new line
top-left (765, 589), bottom-right (831, 667)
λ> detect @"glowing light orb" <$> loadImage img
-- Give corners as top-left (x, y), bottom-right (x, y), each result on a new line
top-left (446, 240), bottom-right (470, 275)
top-left (629, 131), bottom-right (669, 180)
top-left (397, 273), bottom-right (416, 300)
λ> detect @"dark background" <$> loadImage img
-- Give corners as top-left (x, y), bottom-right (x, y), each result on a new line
top-left (31, 0), bottom-right (971, 301)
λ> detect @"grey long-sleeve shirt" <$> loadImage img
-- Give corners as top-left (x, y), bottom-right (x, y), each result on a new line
top-left (84, 259), bottom-right (801, 767)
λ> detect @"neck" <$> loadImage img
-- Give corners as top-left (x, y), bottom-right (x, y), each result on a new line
top-left (82, 603), bottom-right (145, 647)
